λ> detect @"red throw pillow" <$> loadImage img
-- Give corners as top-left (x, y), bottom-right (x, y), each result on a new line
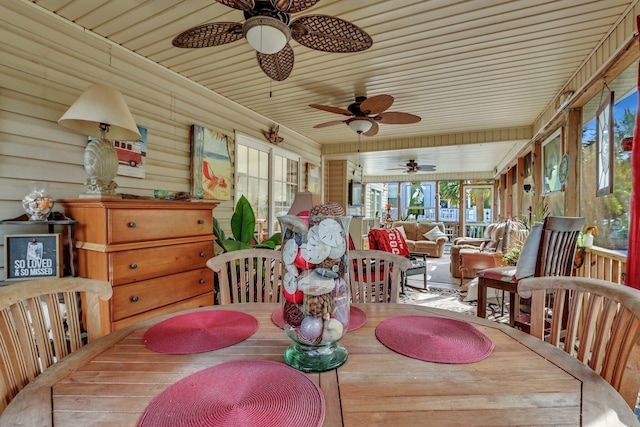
top-left (368, 229), bottom-right (410, 257)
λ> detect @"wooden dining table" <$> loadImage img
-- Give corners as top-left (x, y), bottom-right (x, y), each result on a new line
top-left (1, 303), bottom-right (637, 426)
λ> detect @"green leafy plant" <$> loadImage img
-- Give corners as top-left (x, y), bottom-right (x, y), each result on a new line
top-left (213, 195), bottom-right (281, 252)
top-left (501, 247), bottom-right (521, 266)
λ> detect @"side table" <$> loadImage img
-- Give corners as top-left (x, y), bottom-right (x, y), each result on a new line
top-left (402, 254), bottom-right (428, 293)
top-left (1, 212), bottom-right (78, 277)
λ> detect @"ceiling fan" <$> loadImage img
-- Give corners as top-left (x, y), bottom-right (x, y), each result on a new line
top-left (386, 160), bottom-right (436, 174)
top-left (310, 95), bottom-right (421, 136)
top-left (171, 0), bottom-right (372, 81)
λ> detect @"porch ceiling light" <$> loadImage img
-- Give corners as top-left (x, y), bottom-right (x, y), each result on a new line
top-left (348, 118), bottom-right (373, 135)
top-left (244, 16), bottom-right (291, 54)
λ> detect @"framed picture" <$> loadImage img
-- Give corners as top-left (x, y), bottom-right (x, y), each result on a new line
top-left (190, 125), bottom-right (232, 200)
top-left (596, 91), bottom-right (614, 197)
top-left (89, 125), bottom-right (147, 178)
top-left (542, 131), bottom-right (562, 194)
top-left (4, 234), bottom-right (62, 281)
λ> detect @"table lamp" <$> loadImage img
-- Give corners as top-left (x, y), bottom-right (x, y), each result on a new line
top-left (287, 192), bottom-right (322, 215)
top-left (58, 84), bottom-right (140, 198)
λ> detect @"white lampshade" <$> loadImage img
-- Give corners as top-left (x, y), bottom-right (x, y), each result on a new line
top-left (59, 84), bottom-right (141, 141)
top-left (288, 192), bottom-right (322, 215)
top-left (244, 16), bottom-right (291, 54)
top-left (348, 118), bottom-right (373, 135)
top-left (58, 84), bottom-right (140, 198)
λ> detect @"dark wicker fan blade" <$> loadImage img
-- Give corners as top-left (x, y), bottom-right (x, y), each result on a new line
top-left (309, 104), bottom-right (353, 116)
top-left (172, 22), bottom-right (244, 48)
top-left (290, 15), bottom-right (373, 53)
top-left (257, 43), bottom-right (294, 81)
top-left (360, 95), bottom-right (394, 115)
top-left (313, 120), bottom-right (346, 128)
top-left (216, 0), bottom-right (255, 11)
top-left (271, 0), bottom-right (320, 13)
top-left (377, 111), bottom-right (422, 124)
top-left (362, 120), bottom-right (379, 137)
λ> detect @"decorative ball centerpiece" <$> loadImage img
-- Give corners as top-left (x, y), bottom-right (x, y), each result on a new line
top-left (278, 203), bottom-right (351, 372)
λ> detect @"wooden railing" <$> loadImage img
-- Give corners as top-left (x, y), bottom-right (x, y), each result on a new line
top-left (574, 246), bottom-right (627, 285)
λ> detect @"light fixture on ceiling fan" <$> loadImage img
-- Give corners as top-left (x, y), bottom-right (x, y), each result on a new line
top-left (244, 16), bottom-right (290, 54)
top-left (347, 118), bottom-right (373, 135)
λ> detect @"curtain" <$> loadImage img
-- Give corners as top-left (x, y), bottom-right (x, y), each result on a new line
top-left (627, 15), bottom-right (640, 289)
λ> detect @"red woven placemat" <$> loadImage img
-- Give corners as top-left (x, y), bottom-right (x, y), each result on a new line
top-left (375, 315), bottom-right (494, 364)
top-left (271, 305), bottom-right (367, 331)
top-left (143, 310), bottom-right (258, 354)
top-left (137, 360), bottom-right (325, 427)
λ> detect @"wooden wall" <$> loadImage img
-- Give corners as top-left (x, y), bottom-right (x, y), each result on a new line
top-left (0, 2), bottom-right (321, 279)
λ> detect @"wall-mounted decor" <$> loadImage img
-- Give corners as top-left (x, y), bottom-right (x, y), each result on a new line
top-left (4, 234), bottom-right (62, 281)
top-left (89, 125), bottom-right (147, 179)
top-left (191, 125), bottom-right (232, 200)
top-left (263, 124), bottom-right (283, 145)
top-left (596, 91), bottom-right (614, 197)
top-left (542, 131), bottom-right (562, 194)
top-left (305, 162), bottom-right (320, 193)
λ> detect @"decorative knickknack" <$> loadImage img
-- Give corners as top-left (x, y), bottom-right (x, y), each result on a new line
top-left (278, 202), bottom-right (351, 372)
top-left (22, 182), bottom-right (54, 221)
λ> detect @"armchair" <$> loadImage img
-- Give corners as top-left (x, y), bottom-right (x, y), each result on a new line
top-left (450, 221), bottom-right (527, 279)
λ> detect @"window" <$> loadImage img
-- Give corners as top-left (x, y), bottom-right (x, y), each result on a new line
top-left (236, 134), bottom-right (299, 241)
top-left (400, 182), bottom-right (436, 220)
top-left (580, 64), bottom-right (636, 251)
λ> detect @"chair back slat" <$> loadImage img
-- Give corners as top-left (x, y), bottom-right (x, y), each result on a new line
top-left (348, 250), bottom-right (411, 303)
top-left (206, 249), bottom-right (283, 304)
top-left (518, 276), bottom-right (640, 409)
top-left (0, 277), bottom-right (111, 414)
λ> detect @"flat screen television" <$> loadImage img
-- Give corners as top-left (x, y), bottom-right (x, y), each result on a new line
top-left (349, 180), bottom-right (364, 206)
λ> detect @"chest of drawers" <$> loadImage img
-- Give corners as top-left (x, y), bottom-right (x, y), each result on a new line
top-left (58, 198), bottom-right (219, 334)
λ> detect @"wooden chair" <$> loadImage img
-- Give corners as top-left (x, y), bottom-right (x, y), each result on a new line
top-left (518, 276), bottom-right (640, 409)
top-left (476, 216), bottom-right (585, 325)
top-left (0, 277), bottom-right (112, 413)
top-left (206, 249), bottom-right (283, 304)
top-left (348, 249), bottom-right (411, 303)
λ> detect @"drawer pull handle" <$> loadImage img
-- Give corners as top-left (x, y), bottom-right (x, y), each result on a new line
top-left (131, 296), bottom-right (139, 302)
top-left (130, 263), bottom-right (138, 269)
top-left (198, 219), bottom-right (205, 224)
top-left (200, 252), bottom-right (206, 257)
top-left (129, 222), bottom-right (137, 228)
top-left (199, 279), bottom-right (206, 284)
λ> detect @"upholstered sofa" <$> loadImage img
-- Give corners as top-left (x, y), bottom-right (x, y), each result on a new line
top-left (391, 221), bottom-right (448, 258)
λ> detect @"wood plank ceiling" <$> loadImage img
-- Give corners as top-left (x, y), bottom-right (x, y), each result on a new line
top-left (30, 0), bottom-right (635, 179)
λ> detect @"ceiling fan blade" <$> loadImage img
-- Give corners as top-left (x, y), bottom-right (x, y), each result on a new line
top-left (360, 95), bottom-right (394, 115)
top-left (290, 15), bottom-right (373, 53)
top-left (271, 0), bottom-right (320, 13)
top-left (257, 43), bottom-right (294, 81)
top-left (216, 0), bottom-right (255, 11)
top-left (313, 120), bottom-right (346, 128)
top-left (362, 120), bottom-right (378, 137)
top-left (309, 104), bottom-right (352, 116)
top-left (417, 165), bottom-right (436, 171)
top-left (377, 111), bottom-right (422, 124)
top-left (172, 22), bottom-right (244, 48)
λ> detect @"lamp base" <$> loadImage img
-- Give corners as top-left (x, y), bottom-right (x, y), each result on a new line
top-left (83, 137), bottom-right (120, 198)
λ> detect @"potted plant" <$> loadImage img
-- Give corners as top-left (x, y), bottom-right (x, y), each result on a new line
top-left (213, 195), bottom-right (281, 252)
